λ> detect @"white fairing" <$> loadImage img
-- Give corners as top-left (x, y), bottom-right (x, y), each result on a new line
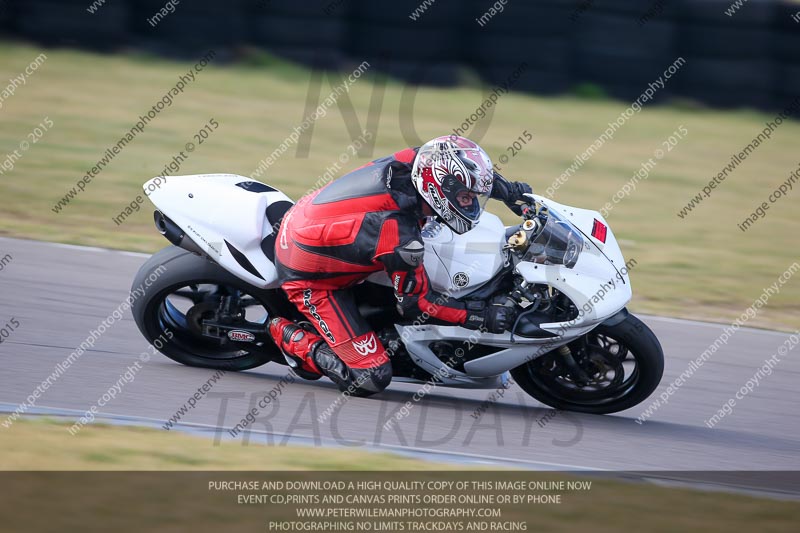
top-left (144, 174), bottom-right (291, 288)
top-left (518, 194), bottom-right (632, 332)
top-left (396, 195), bottom-right (632, 379)
top-left (358, 215), bottom-right (508, 294)
top-left (421, 212), bottom-right (506, 297)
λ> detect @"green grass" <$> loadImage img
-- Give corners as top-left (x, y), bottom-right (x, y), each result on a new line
top-left (0, 42), bottom-right (798, 329)
top-left (0, 417), bottom-right (437, 470)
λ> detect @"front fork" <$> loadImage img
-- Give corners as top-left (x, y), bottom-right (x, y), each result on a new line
top-left (557, 344), bottom-right (593, 383)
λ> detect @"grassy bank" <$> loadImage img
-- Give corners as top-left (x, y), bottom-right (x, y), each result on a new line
top-left (0, 418), bottom-right (430, 470)
top-left (0, 43), bottom-right (797, 329)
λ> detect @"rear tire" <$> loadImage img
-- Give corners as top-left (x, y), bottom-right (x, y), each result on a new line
top-left (511, 313), bottom-right (664, 415)
top-left (131, 246), bottom-right (289, 371)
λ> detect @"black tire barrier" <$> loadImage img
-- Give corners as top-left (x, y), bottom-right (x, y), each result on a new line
top-left (773, 31), bottom-right (800, 64)
top-left (679, 58), bottom-right (776, 109)
top-left (675, 0), bottom-right (776, 25)
top-left (774, 1), bottom-right (800, 31)
top-left (469, 0), bottom-right (574, 34)
top-left (262, 46), bottom-right (348, 70)
top-left (348, 25), bottom-right (464, 62)
top-left (353, 0), bottom-right (463, 28)
top-left (2, 0), bottom-right (799, 111)
top-left (678, 24), bottom-right (773, 59)
top-left (130, 0), bottom-right (246, 54)
top-left (15, 0), bottom-right (130, 49)
top-left (775, 63), bottom-right (800, 104)
top-left (474, 35), bottom-right (569, 72)
top-left (478, 65), bottom-right (570, 95)
top-left (0, 0), bottom-right (13, 32)
top-left (360, 59), bottom-right (463, 87)
top-left (573, 13), bottom-right (675, 88)
top-left (248, 15), bottom-right (346, 49)
top-left (248, 0), bottom-right (348, 18)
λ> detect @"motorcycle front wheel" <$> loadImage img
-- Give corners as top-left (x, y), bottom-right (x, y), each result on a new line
top-left (511, 313), bottom-right (664, 415)
top-left (131, 246), bottom-right (291, 371)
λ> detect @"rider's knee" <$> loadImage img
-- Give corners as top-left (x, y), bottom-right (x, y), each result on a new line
top-left (349, 361), bottom-right (392, 397)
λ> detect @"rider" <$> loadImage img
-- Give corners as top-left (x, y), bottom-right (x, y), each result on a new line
top-left (269, 135), bottom-right (532, 396)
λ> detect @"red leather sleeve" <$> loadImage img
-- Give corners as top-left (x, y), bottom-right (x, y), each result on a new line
top-left (375, 214), bottom-right (467, 325)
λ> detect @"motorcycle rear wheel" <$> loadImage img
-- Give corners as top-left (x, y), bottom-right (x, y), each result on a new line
top-left (131, 246), bottom-right (289, 371)
top-left (511, 313), bottom-right (664, 415)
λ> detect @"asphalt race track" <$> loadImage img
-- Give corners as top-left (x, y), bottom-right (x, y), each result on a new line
top-left (1, 236), bottom-right (798, 475)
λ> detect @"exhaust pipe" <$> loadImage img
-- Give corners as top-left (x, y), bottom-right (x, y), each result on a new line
top-left (153, 211), bottom-right (205, 255)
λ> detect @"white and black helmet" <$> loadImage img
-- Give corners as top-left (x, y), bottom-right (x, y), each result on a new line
top-left (411, 136), bottom-right (494, 234)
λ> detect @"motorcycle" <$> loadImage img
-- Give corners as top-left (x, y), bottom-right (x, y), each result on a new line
top-left (131, 173), bottom-right (663, 414)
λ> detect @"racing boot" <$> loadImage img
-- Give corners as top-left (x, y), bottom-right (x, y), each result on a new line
top-left (269, 318), bottom-right (323, 381)
top-left (269, 319), bottom-right (380, 395)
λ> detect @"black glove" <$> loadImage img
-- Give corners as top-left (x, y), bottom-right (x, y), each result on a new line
top-left (463, 299), bottom-right (517, 334)
top-left (491, 173), bottom-right (533, 216)
top-left (483, 300), bottom-right (517, 333)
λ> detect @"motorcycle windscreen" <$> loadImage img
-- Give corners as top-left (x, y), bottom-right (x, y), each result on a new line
top-left (523, 210), bottom-right (584, 268)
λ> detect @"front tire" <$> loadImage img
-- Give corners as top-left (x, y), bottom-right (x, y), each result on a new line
top-left (131, 246), bottom-right (290, 371)
top-left (511, 313), bottom-right (664, 415)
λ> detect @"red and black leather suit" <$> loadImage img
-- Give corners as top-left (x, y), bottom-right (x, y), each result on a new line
top-left (273, 148), bottom-right (525, 395)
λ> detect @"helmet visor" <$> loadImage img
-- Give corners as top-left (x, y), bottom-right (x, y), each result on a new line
top-left (440, 172), bottom-right (490, 223)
